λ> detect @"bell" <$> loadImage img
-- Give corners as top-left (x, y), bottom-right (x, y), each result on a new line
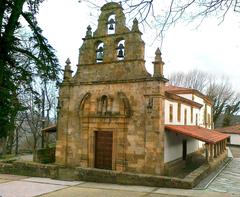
top-left (96, 52), bottom-right (103, 61)
top-left (117, 43), bottom-right (124, 58)
top-left (108, 18), bottom-right (115, 30)
top-left (117, 49), bottom-right (124, 58)
top-left (96, 46), bottom-right (104, 61)
top-left (109, 23), bottom-right (114, 30)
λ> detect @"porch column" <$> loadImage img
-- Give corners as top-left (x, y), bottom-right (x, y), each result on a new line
top-left (221, 141), bottom-right (224, 153)
top-left (214, 144), bottom-right (217, 158)
top-left (216, 143), bottom-right (219, 156)
top-left (205, 143), bottom-right (209, 162)
top-left (222, 141), bottom-right (224, 153)
top-left (218, 142), bottom-right (220, 155)
top-left (210, 144), bottom-right (214, 160)
top-left (220, 141), bottom-right (222, 154)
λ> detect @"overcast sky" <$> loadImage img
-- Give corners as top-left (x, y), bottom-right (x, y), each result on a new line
top-left (37, 0), bottom-right (240, 92)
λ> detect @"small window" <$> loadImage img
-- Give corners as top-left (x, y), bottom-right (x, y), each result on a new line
top-left (208, 113), bottom-right (211, 127)
top-left (177, 103), bottom-right (181, 122)
top-left (117, 40), bottom-right (125, 60)
top-left (184, 109), bottom-right (187, 125)
top-left (96, 42), bottom-right (104, 63)
top-left (204, 104), bottom-right (207, 126)
top-left (196, 113), bottom-right (198, 125)
top-left (107, 15), bottom-right (115, 34)
top-left (191, 107), bottom-right (193, 123)
top-left (169, 104), bottom-right (173, 122)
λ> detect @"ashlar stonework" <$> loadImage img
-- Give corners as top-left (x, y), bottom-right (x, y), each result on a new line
top-left (55, 2), bottom-right (168, 175)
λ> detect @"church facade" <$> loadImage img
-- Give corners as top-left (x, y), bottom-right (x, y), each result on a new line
top-left (55, 2), bottom-right (229, 176)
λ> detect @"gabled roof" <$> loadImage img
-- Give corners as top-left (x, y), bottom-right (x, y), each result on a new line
top-left (165, 125), bottom-right (229, 144)
top-left (164, 85), bottom-right (213, 105)
top-left (215, 124), bottom-right (240, 135)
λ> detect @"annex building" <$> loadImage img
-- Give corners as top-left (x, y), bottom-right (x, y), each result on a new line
top-left (54, 2), bottom-right (229, 175)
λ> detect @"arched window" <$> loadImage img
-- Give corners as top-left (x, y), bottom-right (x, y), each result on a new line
top-left (96, 42), bottom-right (104, 63)
top-left (107, 14), bottom-right (116, 34)
top-left (117, 40), bottom-right (125, 60)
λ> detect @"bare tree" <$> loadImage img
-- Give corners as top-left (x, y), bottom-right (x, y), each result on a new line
top-left (5, 80), bottom-right (58, 155)
top-left (80, 0), bottom-right (240, 38)
top-left (168, 70), bottom-right (240, 125)
top-left (169, 69), bottom-right (209, 92)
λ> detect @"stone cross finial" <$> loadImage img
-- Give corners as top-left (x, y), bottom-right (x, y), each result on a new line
top-left (131, 18), bottom-right (140, 32)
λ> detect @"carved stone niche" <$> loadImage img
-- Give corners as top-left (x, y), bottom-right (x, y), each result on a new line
top-left (79, 92), bottom-right (132, 118)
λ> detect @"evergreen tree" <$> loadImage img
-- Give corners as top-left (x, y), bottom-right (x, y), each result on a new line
top-left (0, 0), bottom-right (60, 140)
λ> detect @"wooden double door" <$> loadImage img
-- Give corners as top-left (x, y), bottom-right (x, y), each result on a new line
top-left (95, 131), bottom-right (113, 170)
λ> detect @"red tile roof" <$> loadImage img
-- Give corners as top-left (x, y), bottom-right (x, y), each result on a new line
top-left (164, 84), bottom-right (213, 105)
top-left (215, 124), bottom-right (240, 135)
top-left (164, 85), bottom-right (191, 92)
top-left (165, 125), bottom-right (229, 144)
top-left (41, 125), bottom-right (57, 133)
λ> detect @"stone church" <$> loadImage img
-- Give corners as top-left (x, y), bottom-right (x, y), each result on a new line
top-left (55, 2), bottom-right (228, 176)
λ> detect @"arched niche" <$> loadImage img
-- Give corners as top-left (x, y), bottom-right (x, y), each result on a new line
top-left (79, 92), bottom-right (91, 116)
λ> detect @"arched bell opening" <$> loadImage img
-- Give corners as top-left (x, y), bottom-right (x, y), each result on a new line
top-left (116, 40), bottom-right (125, 60)
top-left (107, 14), bottom-right (116, 35)
top-left (96, 41), bottom-right (104, 63)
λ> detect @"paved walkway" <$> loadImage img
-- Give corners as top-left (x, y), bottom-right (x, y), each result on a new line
top-left (0, 174), bottom-right (237, 197)
top-left (206, 146), bottom-right (240, 194)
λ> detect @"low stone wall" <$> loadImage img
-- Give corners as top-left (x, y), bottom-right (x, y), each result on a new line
top-left (0, 151), bottom-right (228, 189)
top-left (0, 161), bottom-right (58, 178)
top-left (35, 147), bottom-right (56, 164)
top-left (184, 151), bottom-right (228, 187)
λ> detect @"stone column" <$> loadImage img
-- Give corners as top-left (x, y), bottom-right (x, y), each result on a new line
top-left (214, 144), bottom-right (216, 158)
top-left (205, 143), bottom-right (209, 162)
top-left (221, 141), bottom-right (224, 153)
top-left (210, 144), bottom-right (214, 160)
top-left (217, 143), bottom-right (220, 156)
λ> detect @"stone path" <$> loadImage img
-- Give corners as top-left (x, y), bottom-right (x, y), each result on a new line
top-left (206, 146), bottom-right (240, 195)
top-left (0, 174), bottom-right (237, 197)
top-left (207, 158), bottom-right (240, 194)
top-left (196, 146), bottom-right (240, 194)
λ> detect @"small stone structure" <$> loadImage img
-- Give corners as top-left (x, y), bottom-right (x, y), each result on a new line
top-left (56, 2), bottom-right (167, 175)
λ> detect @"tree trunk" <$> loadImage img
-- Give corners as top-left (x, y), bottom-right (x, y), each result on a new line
top-left (15, 128), bottom-right (19, 155)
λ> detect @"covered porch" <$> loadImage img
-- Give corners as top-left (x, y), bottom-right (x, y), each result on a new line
top-left (165, 125), bottom-right (230, 162)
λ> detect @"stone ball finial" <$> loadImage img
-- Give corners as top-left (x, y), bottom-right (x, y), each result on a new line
top-left (65, 58), bottom-right (71, 65)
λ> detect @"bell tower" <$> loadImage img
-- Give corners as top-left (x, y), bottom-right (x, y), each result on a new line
top-left (75, 2), bottom-right (150, 82)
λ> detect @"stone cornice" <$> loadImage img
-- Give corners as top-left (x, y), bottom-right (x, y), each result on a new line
top-left (61, 76), bottom-right (168, 86)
